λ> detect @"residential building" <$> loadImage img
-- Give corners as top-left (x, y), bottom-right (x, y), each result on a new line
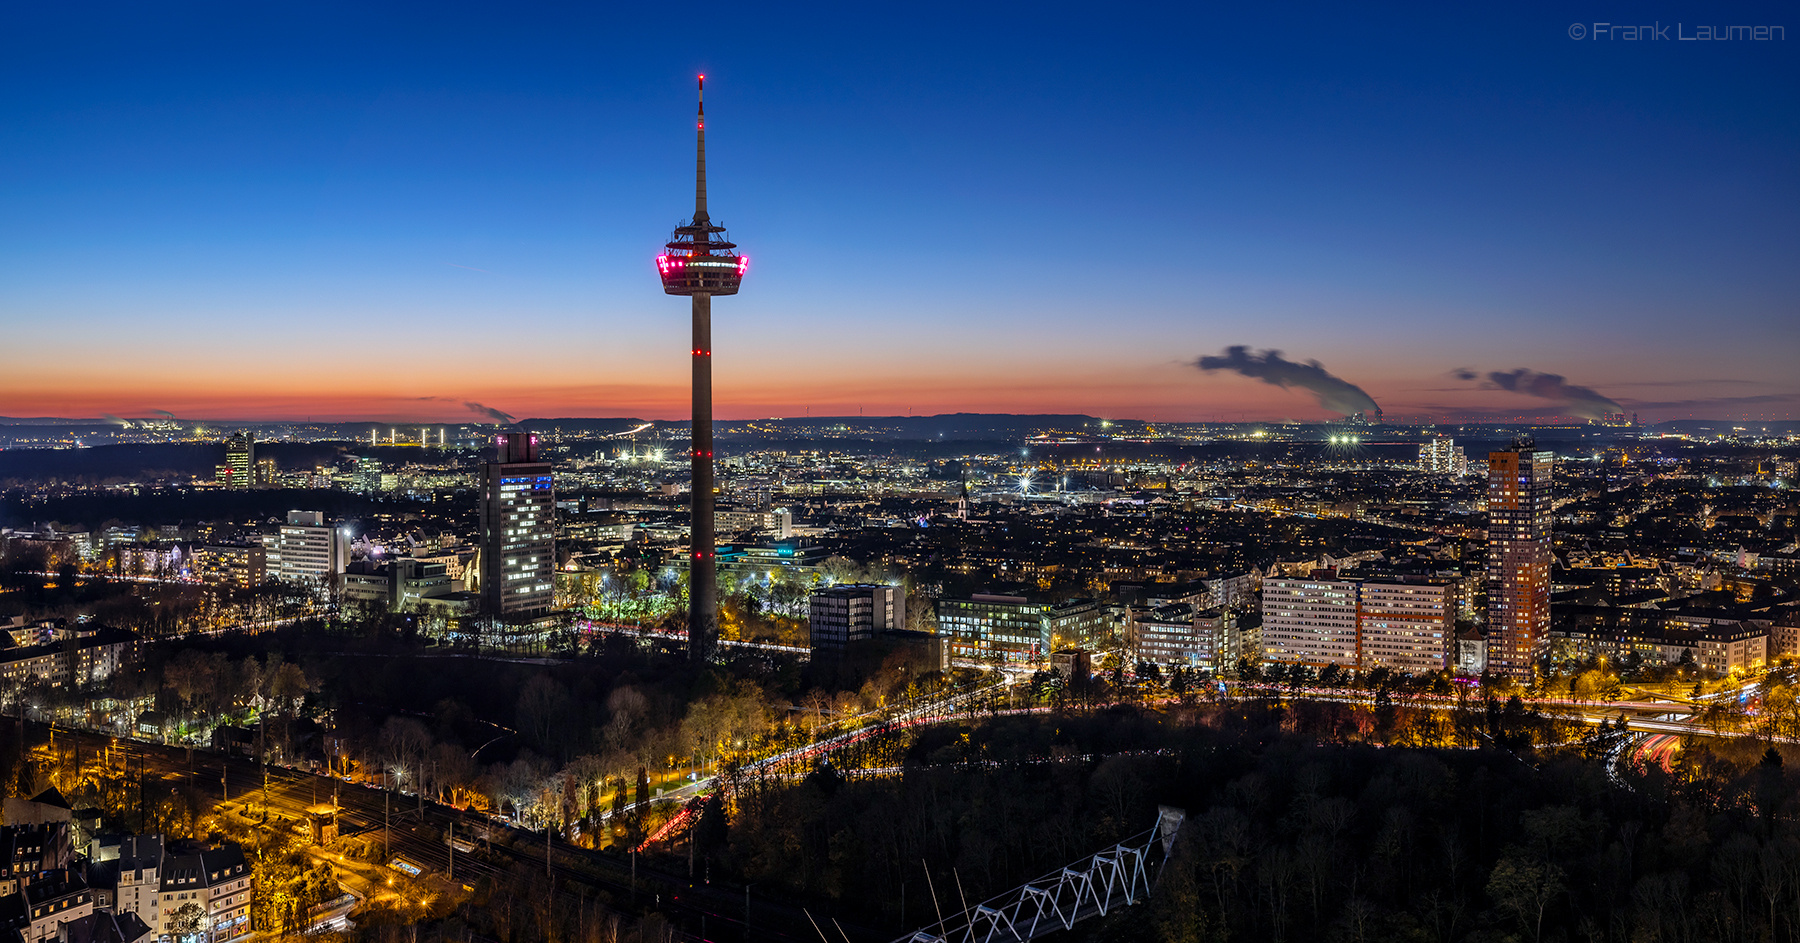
top-left (1204, 571), bottom-right (1262, 610)
top-left (1046, 598), bottom-right (1112, 649)
top-left (1552, 607), bottom-right (1770, 674)
top-left (1134, 604), bottom-right (1228, 668)
top-left (84, 835), bottom-right (162, 929)
top-left (1260, 575), bottom-right (1452, 671)
top-left (1262, 576), bottom-right (1360, 666)
top-left (0, 631), bottom-right (140, 690)
top-left (714, 507), bottom-right (793, 539)
top-left (194, 544), bottom-right (266, 589)
top-left (1358, 579), bottom-right (1452, 672)
top-left (50, 911), bottom-right (152, 943)
top-left (1487, 439), bottom-right (1554, 679)
top-left (1419, 437), bottom-right (1456, 474)
top-left (0, 871), bottom-right (92, 943)
top-left (155, 842), bottom-right (250, 943)
top-left (1222, 614), bottom-right (1263, 667)
top-left (0, 823), bottom-right (73, 898)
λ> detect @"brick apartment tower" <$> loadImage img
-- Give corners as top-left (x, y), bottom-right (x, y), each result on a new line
top-left (1485, 437), bottom-right (1553, 679)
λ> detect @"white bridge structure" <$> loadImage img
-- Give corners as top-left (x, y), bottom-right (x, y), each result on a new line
top-left (894, 806), bottom-right (1186, 943)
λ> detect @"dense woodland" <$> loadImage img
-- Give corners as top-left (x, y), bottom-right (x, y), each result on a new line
top-left (713, 704), bottom-right (1800, 943)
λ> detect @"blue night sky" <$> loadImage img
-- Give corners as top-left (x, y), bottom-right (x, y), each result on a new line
top-left (1, 2), bottom-right (1795, 422)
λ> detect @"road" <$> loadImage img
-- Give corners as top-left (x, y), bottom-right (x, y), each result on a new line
top-left (43, 730), bottom-right (862, 943)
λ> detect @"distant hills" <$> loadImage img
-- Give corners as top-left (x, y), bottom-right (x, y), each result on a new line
top-left (522, 414), bottom-right (1135, 441)
top-left (4, 414), bottom-right (1796, 437)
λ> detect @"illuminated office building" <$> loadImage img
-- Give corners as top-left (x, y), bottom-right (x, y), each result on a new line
top-left (478, 433), bottom-right (555, 618)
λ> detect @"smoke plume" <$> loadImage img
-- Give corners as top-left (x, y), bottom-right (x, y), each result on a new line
top-left (464, 402), bottom-right (517, 424)
top-left (1481, 369), bottom-right (1621, 419)
top-left (100, 414), bottom-right (132, 428)
top-left (151, 409), bottom-right (178, 420)
top-left (1195, 346), bottom-right (1380, 417)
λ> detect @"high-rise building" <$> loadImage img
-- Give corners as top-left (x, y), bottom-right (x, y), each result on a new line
top-left (223, 432), bottom-right (255, 490)
top-left (1419, 437), bottom-right (1456, 474)
top-left (809, 584), bottom-right (905, 651)
top-left (1358, 579), bottom-right (1452, 672)
top-left (657, 76), bottom-right (748, 663)
top-left (1259, 575), bottom-right (1452, 671)
top-left (478, 433), bottom-right (555, 618)
top-left (353, 456), bottom-right (383, 493)
top-left (1486, 438), bottom-right (1554, 679)
top-left (269, 510), bottom-right (348, 588)
top-left (1262, 576), bottom-right (1360, 666)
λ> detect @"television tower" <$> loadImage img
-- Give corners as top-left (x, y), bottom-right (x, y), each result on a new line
top-left (657, 75), bottom-right (747, 662)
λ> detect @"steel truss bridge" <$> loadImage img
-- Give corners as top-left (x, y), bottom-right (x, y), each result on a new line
top-left (893, 806), bottom-right (1186, 943)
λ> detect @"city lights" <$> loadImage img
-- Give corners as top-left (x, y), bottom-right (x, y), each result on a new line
top-left (0, 15), bottom-right (1791, 943)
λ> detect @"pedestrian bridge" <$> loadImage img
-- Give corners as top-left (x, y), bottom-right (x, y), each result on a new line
top-left (893, 806), bottom-right (1185, 943)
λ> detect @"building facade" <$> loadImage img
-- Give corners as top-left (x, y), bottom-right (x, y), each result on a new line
top-left (1419, 437), bottom-right (1456, 474)
top-left (0, 630), bottom-right (140, 689)
top-left (1486, 441), bottom-right (1554, 679)
top-left (156, 842), bottom-right (250, 943)
top-left (1258, 576), bottom-right (1452, 672)
top-left (1552, 607), bottom-right (1769, 674)
top-left (1134, 604), bottom-right (1229, 669)
top-left (1262, 577), bottom-right (1360, 666)
top-left (1046, 598), bottom-right (1112, 650)
top-left (0, 871), bottom-right (92, 943)
top-left (195, 544), bottom-right (266, 589)
top-left (478, 433), bottom-right (556, 618)
top-left (809, 584), bottom-right (905, 651)
top-left (221, 433), bottom-right (254, 491)
top-left (269, 511), bottom-right (347, 588)
top-left (936, 594), bottom-right (1049, 664)
top-left (1358, 580), bottom-right (1452, 672)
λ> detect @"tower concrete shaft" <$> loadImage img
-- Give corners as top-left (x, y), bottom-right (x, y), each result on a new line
top-left (690, 291), bottom-right (716, 662)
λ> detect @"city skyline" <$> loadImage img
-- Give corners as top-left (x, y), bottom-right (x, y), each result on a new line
top-left (2, 5), bottom-right (1796, 424)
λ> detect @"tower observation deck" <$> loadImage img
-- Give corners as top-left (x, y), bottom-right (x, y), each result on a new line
top-left (657, 75), bottom-right (745, 663)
